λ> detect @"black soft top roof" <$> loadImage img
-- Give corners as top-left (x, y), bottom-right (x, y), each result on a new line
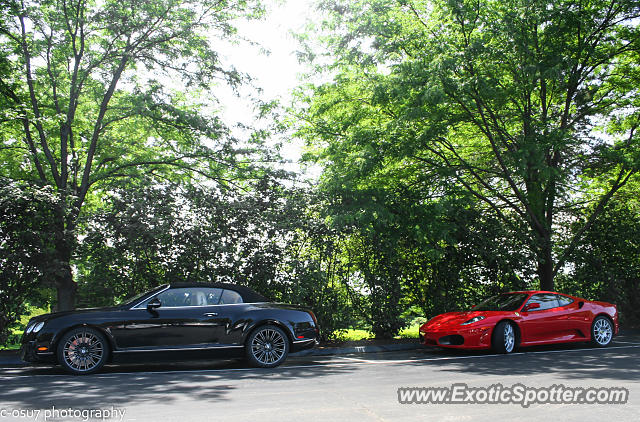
top-left (168, 282), bottom-right (270, 303)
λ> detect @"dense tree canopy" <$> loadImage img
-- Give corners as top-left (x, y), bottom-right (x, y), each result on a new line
top-left (297, 0), bottom-right (640, 290)
top-left (0, 0), bottom-right (266, 309)
top-left (0, 180), bottom-right (58, 343)
top-left (75, 178), bottom-right (356, 339)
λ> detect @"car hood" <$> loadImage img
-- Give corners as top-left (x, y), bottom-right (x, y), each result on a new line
top-left (423, 311), bottom-right (489, 329)
top-left (31, 306), bottom-right (120, 322)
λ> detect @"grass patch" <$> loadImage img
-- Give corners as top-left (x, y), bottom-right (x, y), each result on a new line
top-left (331, 322), bottom-right (423, 342)
top-left (333, 328), bottom-right (372, 342)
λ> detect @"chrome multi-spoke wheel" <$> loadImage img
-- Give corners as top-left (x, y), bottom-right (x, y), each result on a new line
top-left (57, 327), bottom-right (109, 375)
top-left (246, 325), bottom-right (289, 368)
top-left (591, 316), bottom-right (613, 347)
top-left (503, 323), bottom-right (515, 353)
top-left (492, 321), bottom-right (517, 354)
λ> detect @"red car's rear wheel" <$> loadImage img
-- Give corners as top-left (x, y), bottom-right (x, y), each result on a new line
top-left (591, 316), bottom-right (613, 347)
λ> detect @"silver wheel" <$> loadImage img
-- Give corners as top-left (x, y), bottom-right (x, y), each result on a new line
top-left (504, 323), bottom-right (515, 353)
top-left (592, 317), bottom-right (613, 346)
top-left (250, 327), bottom-right (287, 366)
top-left (61, 330), bottom-right (105, 373)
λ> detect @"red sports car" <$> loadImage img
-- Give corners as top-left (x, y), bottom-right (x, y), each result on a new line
top-left (419, 291), bottom-right (618, 353)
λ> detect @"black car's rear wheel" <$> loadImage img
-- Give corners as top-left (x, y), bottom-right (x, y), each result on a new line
top-left (57, 327), bottom-right (109, 375)
top-left (492, 321), bottom-right (516, 354)
top-left (246, 325), bottom-right (289, 368)
top-left (591, 316), bottom-right (613, 347)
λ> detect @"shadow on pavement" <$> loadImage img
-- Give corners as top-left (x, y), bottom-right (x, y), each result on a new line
top-left (397, 339), bottom-right (640, 382)
top-left (0, 357), bottom-right (354, 409)
top-left (2, 336), bottom-right (638, 409)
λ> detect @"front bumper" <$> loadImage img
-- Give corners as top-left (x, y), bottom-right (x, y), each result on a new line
top-left (20, 340), bottom-right (56, 364)
top-left (419, 325), bottom-right (493, 349)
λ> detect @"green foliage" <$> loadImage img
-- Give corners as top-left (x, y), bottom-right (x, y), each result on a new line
top-left (558, 187), bottom-right (640, 327)
top-left (1, 303), bottom-right (51, 350)
top-left (314, 183), bottom-right (534, 337)
top-left (0, 0), bottom-right (268, 310)
top-left (0, 0), bottom-right (266, 188)
top-left (76, 178), bottom-right (355, 339)
top-left (298, 0), bottom-right (640, 293)
top-left (0, 180), bottom-right (58, 344)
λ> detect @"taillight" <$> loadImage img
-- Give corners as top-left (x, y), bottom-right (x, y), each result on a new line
top-left (308, 311), bottom-right (318, 325)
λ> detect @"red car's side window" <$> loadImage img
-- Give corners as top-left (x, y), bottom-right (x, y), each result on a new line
top-left (525, 294), bottom-right (559, 311)
top-left (557, 295), bottom-right (574, 307)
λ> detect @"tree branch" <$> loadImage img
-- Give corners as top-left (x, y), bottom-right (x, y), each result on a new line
top-left (19, 11), bottom-right (61, 185)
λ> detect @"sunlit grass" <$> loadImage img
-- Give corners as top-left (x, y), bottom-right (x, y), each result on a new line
top-left (396, 323), bottom-right (421, 339)
top-left (333, 328), bottom-right (371, 342)
top-left (331, 322), bottom-right (423, 342)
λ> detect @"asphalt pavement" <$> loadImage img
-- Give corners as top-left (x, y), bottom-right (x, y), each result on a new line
top-left (1, 334), bottom-right (639, 421)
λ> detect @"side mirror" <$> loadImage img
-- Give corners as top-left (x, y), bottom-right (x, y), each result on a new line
top-left (523, 302), bottom-right (541, 312)
top-left (147, 298), bottom-right (161, 311)
top-left (578, 301), bottom-right (584, 309)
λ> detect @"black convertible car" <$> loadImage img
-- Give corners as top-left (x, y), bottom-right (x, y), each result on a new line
top-left (21, 283), bottom-right (319, 375)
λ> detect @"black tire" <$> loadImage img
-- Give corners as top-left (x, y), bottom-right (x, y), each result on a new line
top-left (57, 327), bottom-right (109, 375)
top-left (591, 316), bottom-right (613, 347)
top-left (246, 325), bottom-right (289, 368)
top-left (492, 321), bottom-right (517, 354)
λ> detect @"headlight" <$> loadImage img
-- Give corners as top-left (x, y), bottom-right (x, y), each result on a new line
top-left (461, 316), bottom-right (486, 325)
top-left (25, 323), bottom-right (34, 334)
top-left (32, 322), bottom-right (45, 333)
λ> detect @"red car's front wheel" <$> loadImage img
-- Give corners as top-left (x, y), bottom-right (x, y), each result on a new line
top-left (492, 321), bottom-right (516, 354)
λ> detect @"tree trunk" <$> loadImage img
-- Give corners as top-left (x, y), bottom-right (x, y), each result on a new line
top-left (55, 268), bottom-right (77, 312)
top-left (537, 234), bottom-right (554, 291)
top-left (53, 209), bottom-right (77, 311)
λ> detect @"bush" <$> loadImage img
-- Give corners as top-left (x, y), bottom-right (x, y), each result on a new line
top-left (0, 181), bottom-right (59, 346)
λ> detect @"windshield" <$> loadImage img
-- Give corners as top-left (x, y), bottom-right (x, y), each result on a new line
top-left (118, 285), bottom-right (168, 307)
top-left (472, 293), bottom-right (529, 311)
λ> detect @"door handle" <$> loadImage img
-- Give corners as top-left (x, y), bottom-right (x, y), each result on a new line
top-left (203, 312), bottom-right (218, 317)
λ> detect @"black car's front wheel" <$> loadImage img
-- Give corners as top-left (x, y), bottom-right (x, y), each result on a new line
top-left (246, 325), bottom-right (289, 368)
top-left (57, 327), bottom-right (109, 375)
